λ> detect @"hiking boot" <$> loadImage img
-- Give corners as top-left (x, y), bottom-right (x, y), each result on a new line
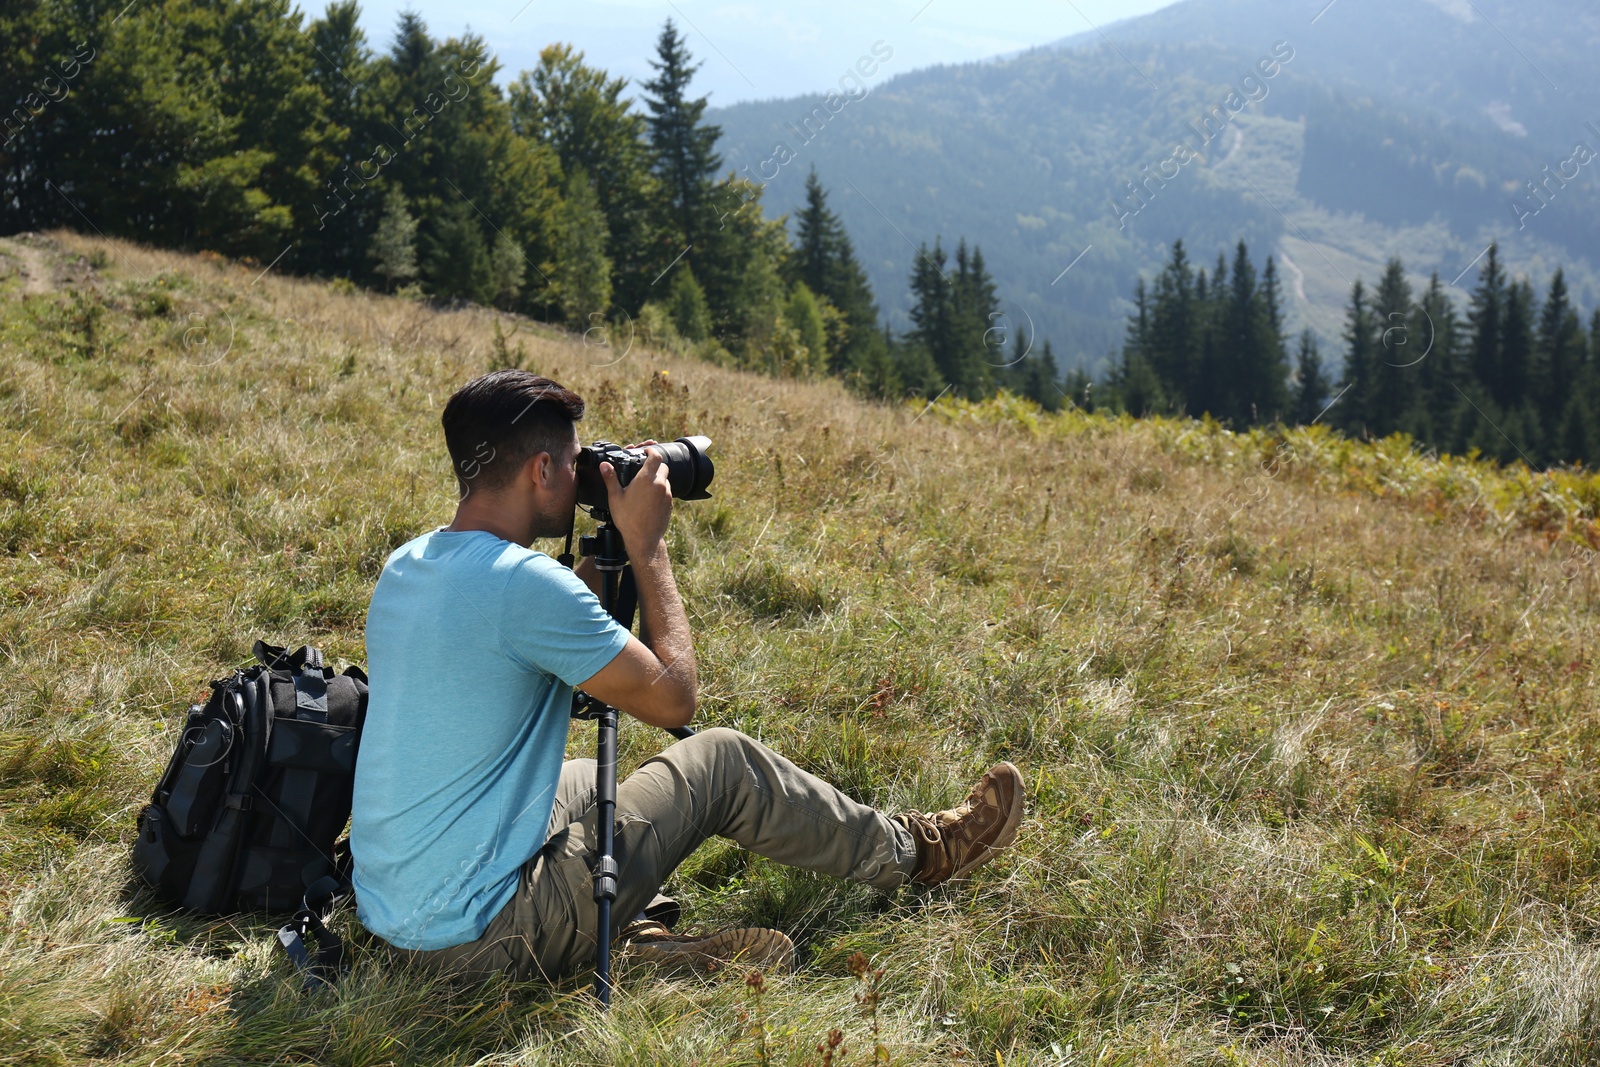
top-left (894, 761), bottom-right (1025, 885)
top-left (622, 922), bottom-right (796, 974)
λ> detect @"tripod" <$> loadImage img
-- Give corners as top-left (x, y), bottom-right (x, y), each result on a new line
top-left (566, 511), bottom-right (694, 1007)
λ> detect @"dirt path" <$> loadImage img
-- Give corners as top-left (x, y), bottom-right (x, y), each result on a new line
top-left (6, 238), bottom-right (54, 294)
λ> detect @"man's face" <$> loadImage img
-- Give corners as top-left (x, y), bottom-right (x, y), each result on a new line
top-left (526, 426), bottom-right (581, 541)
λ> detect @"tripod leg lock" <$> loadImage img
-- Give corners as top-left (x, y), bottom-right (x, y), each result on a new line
top-left (593, 855), bottom-right (620, 903)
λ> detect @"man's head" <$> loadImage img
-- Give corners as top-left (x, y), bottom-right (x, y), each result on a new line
top-left (442, 371), bottom-right (586, 541)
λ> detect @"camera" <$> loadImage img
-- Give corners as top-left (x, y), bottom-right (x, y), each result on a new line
top-left (575, 435), bottom-right (715, 510)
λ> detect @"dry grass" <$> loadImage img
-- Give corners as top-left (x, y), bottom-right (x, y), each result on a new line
top-left (2, 229), bottom-right (1598, 1066)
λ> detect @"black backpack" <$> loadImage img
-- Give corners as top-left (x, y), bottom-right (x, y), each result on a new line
top-left (133, 640), bottom-right (369, 917)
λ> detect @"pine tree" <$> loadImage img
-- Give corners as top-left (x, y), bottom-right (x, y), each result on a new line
top-left (547, 165), bottom-right (613, 326)
top-left (1335, 280), bottom-right (1378, 436)
top-left (664, 266), bottom-right (712, 343)
top-left (848, 324), bottom-right (902, 399)
top-left (1221, 240), bottom-right (1285, 425)
top-left (1147, 241), bottom-right (1197, 413)
top-left (1369, 258), bottom-right (1415, 436)
top-left (906, 241), bottom-right (953, 395)
top-left (490, 234), bottom-right (526, 310)
top-left (1468, 243), bottom-right (1507, 405)
top-left (510, 44), bottom-right (660, 315)
top-left (1529, 270), bottom-right (1585, 464)
top-left (641, 20), bottom-right (722, 280)
top-left (1063, 364), bottom-right (1095, 412)
top-left (950, 240), bottom-right (1000, 398)
top-left (783, 283), bottom-right (829, 377)
top-left (1413, 273), bottom-right (1465, 449)
top-left (1025, 338), bottom-right (1062, 411)
top-left (1258, 254), bottom-right (1290, 418)
top-left (423, 198), bottom-right (493, 303)
top-left (1500, 278), bottom-right (1535, 411)
top-left (1290, 330), bottom-right (1331, 425)
top-left (370, 186), bottom-right (419, 291)
top-left (305, 0), bottom-right (381, 278)
top-left (788, 169), bottom-right (881, 373)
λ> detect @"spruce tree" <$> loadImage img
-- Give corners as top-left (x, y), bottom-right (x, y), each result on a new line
top-left (1290, 330), bottom-right (1331, 425)
top-left (510, 44), bottom-right (660, 315)
top-left (1147, 242), bottom-right (1197, 413)
top-left (1221, 240), bottom-right (1285, 425)
top-left (907, 241), bottom-right (954, 395)
top-left (788, 169), bottom-right (881, 374)
top-left (848, 324), bottom-right (902, 399)
top-left (1530, 270), bottom-right (1585, 464)
top-left (1261, 256), bottom-right (1285, 340)
top-left (490, 234), bottom-right (526, 310)
top-left (664, 266), bottom-right (712, 343)
top-left (1335, 280), bottom-right (1378, 436)
top-left (1026, 339), bottom-right (1063, 412)
top-left (951, 241), bottom-right (1000, 398)
top-left (1370, 258), bottom-right (1415, 436)
top-left (783, 283), bottom-right (830, 377)
top-left (1413, 273), bottom-right (1464, 449)
top-left (1500, 278), bottom-right (1535, 411)
top-left (370, 187), bottom-right (419, 291)
top-left (641, 20), bottom-right (722, 279)
top-left (306, 0), bottom-right (381, 279)
top-left (893, 334), bottom-right (944, 397)
top-left (1467, 243), bottom-right (1507, 405)
top-left (1259, 254), bottom-right (1290, 416)
top-left (548, 166), bottom-right (613, 325)
top-left (423, 198), bottom-right (493, 303)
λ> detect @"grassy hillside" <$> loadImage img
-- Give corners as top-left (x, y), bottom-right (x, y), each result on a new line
top-left (3, 231), bottom-right (1599, 1066)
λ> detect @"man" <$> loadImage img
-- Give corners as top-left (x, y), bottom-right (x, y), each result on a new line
top-left (351, 369), bottom-right (1024, 981)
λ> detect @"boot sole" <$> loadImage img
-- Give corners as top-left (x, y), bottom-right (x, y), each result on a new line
top-left (627, 927), bottom-right (797, 974)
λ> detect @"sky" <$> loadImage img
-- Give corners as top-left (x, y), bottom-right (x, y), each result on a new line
top-left (336, 0), bottom-right (1185, 107)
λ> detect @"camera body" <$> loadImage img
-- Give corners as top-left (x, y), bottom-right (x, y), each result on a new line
top-left (575, 435), bottom-right (715, 511)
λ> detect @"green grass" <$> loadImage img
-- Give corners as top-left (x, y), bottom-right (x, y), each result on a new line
top-left (2, 231), bottom-right (1599, 1065)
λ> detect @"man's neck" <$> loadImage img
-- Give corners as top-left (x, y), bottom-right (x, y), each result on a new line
top-left (446, 509), bottom-right (528, 547)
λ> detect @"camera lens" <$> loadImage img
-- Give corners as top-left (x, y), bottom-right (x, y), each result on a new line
top-left (574, 436), bottom-right (714, 510)
top-left (655, 436), bottom-right (715, 501)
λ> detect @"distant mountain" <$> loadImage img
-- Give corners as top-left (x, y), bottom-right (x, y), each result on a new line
top-left (1055, 0), bottom-right (1600, 147)
top-left (710, 0), bottom-right (1600, 375)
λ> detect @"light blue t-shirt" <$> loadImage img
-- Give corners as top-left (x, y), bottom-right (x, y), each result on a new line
top-left (351, 527), bottom-right (630, 951)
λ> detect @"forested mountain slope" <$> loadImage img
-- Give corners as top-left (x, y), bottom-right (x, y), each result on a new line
top-left (712, 0), bottom-right (1600, 372)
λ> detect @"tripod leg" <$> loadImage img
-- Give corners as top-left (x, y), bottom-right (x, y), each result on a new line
top-left (592, 706), bottom-right (620, 1006)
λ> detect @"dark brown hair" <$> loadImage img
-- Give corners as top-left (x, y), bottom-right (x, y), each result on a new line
top-left (441, 371), bottom-right (585, 496)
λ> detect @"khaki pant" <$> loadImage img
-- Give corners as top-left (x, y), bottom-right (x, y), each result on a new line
top-left (395, 727), bottom-right (918, 981)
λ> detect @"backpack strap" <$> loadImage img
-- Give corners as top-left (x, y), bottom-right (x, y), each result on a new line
top-left (253, 640), bottom-right (330, 722)
top-left (277, 907), bottom-right (345, 991)
top-left (183, 672), bottom-right (272, 912)
top-left (276, 872), bottom-right (352, 991)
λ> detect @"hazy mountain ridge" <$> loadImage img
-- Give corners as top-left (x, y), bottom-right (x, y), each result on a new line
top-left (712, 0), bottom-right (1600, 374)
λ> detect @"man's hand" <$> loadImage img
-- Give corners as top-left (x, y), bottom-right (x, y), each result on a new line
top-left (600, 447), bottom-right (672, 557)
top-left (582, 440), bottom-right (696, 729)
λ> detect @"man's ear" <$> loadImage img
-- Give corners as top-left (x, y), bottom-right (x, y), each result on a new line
top-left (524, 450), bottom-right (553, 489)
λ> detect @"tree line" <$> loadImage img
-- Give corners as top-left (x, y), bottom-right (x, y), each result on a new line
top-left (1106, 240), bottom-right (1600, 468)
top-left (2, 0), bottom-right (1061, 405)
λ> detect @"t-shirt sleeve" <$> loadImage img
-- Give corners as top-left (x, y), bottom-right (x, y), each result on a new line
top-left (499, 554), bottom-right (632, 686)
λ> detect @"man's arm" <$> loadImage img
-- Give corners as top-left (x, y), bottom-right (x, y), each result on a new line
top-left (573, 555), bottom-right (602, 598)
top-left (573, 451), bottom-right (697, 729)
